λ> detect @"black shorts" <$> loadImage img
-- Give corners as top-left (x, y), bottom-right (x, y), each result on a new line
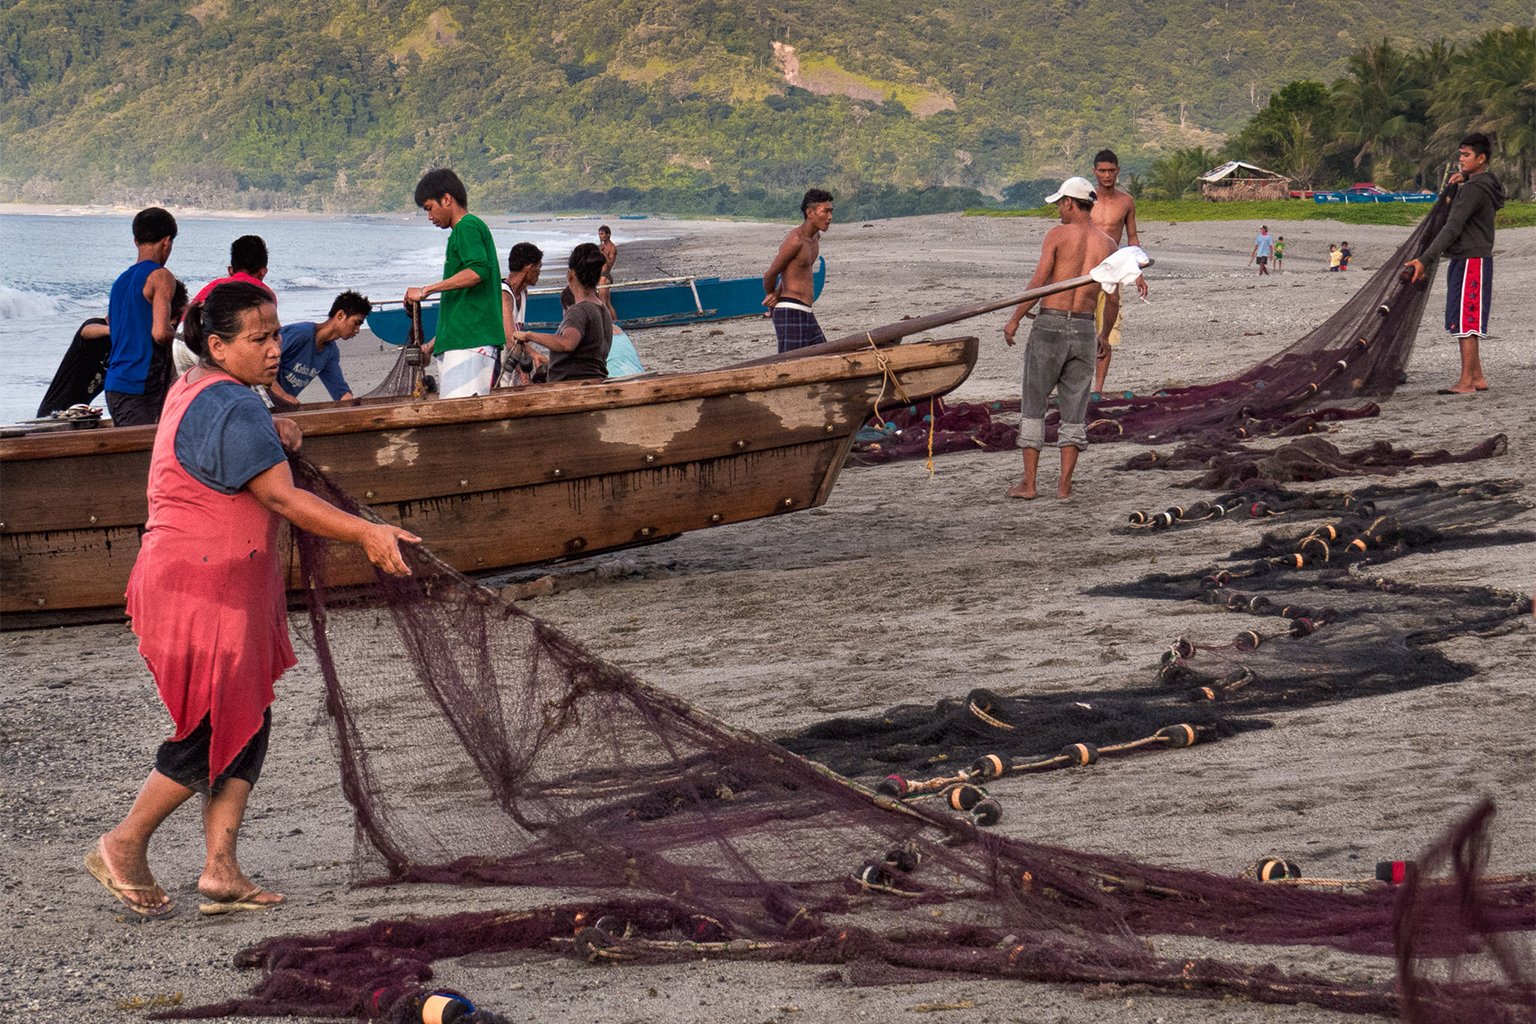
top-left (155, 708), bottom-right (272, 795)
top-left (105, 389), bottom-right (165, 427)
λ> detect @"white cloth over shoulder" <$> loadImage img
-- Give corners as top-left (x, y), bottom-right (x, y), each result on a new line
top-left (1090, 246), bottom-right (1151, 294)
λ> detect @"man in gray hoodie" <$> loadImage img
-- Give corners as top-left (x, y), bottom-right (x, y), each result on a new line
top-left (1404, 132), bottom-right (1506, 395)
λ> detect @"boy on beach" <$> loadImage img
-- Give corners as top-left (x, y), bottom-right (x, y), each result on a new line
top-left (1001, 176), bottom-right (1118, 500)
top-left (268, 291), bottom-right (371, 407)
top-left (764, 189), bottom-right (833, 353)
top-left (1328, 244), bottom-right (1341, 271)
top-left (104, 207), bottom-right (180, 427)
top-left (1251, 225), bottom-right (1273, 276)
top-left (1403, 132), bottom-right (1506, 395)
top-left (405, 168), bottom-right (504, 398)
top-left (1339, 240), bottom-right (1352, 271)
top-left (1273, 236), bottom-right (1285, 272)
top-left (1087, 149), bottom-right (1148, 395)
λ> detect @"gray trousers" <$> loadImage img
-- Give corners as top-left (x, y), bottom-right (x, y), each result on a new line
top-left (1018, 316), bottom-right (1094, 450)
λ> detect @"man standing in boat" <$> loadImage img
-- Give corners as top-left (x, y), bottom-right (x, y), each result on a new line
top-left (763, 188), bottom-right (833, 353)
top-left (268, 291), bottom-right (372, 407)
top-left (1088, 150), bottom-right (1147, 395)
top-left (103, 207), bottom-right (180, 427)
top-left (1001, 177), bottom-right (1118, 500)
top-left (405, 168), bottom-right (504, 398)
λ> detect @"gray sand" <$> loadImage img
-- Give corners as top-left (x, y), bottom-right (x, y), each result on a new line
top-left (2, 212), bottom-right (1532, 1023)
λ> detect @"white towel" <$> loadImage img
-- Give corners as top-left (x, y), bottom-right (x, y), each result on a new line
top-left (1090, 246), bottom-right (1151, 294)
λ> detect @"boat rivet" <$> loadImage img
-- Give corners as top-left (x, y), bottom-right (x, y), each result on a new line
top-left (734, 439), bottom-right (747, 449)
top-left (709, 513), bottom-right (722, 523)
top-left (645, 454), bottom-right (656, 463)
top-left (825, 424), bottom-right (835, 433)
top-left (460, 479), bottom-right (469, 486)
top-left (89, 515), bottom-right (98, 523)
top-left (569, 538), bottom-right (585, 550)
top-left (782, 498), bottom-right (794, 507)
top-left (639, 527), bottom-right (654, 537)
top-left (35, 598), bottom-right (45, 606)
top-left (365, 490), bottom-right (375, 498)
top-left (553, 468), bottom-right (564, 477)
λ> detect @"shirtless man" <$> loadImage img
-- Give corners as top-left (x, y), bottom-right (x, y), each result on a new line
top-left (597, 225), bottom-right (618, 318)
top-left (1002, 177), bottom-right (1119, 500)
top-left (1088, 149), bottom-right (1148, 394)
top-left (763, 188), bottom-right (833, 353)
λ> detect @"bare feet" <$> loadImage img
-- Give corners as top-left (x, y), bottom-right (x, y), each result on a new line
top-left (1057, 482), bottom-right (1073, 499)
top-left (1008, 481), bottom-right (1038, 500)
top-left (88, 834), bottom-right (173, 916)
top-left (1439, 384), bottom-right (1477, 395)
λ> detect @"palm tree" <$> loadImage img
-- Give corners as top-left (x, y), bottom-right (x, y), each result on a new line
top-left (1332, 40), bottom-right (1415, 182)
top-left (1429, 27), bottom-right (1536, 198)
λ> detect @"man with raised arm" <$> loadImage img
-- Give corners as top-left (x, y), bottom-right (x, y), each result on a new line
top-left (1088, 150), bottom-right (1148, 394)
top-left (405, 168), bottom-right (504, 398)
top-left (1404, 133), bottom-right (1506, 396)
top-left (1001, 177), bottom-right (1119, 500)
top-left (763, 188), bottom-right (833, 353)
top-left (597, 225), bottom-right (619, 319)
top-left (104, 207), bottom-right (180, 427)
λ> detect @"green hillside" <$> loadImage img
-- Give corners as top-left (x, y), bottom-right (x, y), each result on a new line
top-left (1, 0), bottom-right (1526, 215)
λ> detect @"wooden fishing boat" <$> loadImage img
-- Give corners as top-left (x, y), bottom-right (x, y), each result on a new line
top-left (365, 259), bottom-right (825, 344)
top-left (0, 335), bottom-right (975, 628)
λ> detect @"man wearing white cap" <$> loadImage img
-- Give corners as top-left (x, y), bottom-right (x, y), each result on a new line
top-left (1001, 176), bottom-right (1119, 500)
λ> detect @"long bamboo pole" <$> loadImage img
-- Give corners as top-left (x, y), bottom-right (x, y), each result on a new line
top-left (727, 263), bottom-right (1149, 369)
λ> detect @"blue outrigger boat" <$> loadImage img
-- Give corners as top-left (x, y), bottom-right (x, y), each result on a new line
top-left (366, 259), bottom-right (825, 346)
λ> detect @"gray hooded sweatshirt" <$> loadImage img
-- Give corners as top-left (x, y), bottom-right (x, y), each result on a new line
top-left (1419, 171), bottom-right (1506, 264)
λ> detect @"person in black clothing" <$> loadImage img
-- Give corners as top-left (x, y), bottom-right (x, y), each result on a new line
top-left (1404, 132), bottom-right (1506, 395)
top-left (38, 281), bottom-right (187, 417)
top-left (510, 243), bottom-right (611, 383)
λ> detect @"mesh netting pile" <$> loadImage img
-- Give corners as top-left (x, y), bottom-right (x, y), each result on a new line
top-left (850, 189), bottom-right (1476, 471)
top-left (155, 462), bottom-right (1535, 1024)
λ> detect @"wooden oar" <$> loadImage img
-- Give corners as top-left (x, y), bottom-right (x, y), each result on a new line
top-left (728, 260), bottom-right (1149, 369)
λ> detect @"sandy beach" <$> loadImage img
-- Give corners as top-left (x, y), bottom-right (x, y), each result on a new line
top-left (2, 211), bottom-right (1532, 1023)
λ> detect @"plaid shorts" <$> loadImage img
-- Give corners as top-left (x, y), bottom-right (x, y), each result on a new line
top-left (772, 302), bottom-right (828, 353)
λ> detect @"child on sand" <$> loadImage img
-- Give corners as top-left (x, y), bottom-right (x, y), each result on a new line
top-left (1328, 245), bottom-right (1342, 272)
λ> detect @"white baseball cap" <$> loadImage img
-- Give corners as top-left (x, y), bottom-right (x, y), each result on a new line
top-left (1045, 176), bottom-right (1097, 203)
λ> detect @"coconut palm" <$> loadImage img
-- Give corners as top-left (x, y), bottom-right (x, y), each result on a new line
top-left (1332, 40), bottom-right (1416, 181)
top-left (1429, 27), bottom-right (1536, 197)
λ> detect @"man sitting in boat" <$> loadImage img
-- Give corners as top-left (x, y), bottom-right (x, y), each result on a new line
top-left (510, 244), bottom-right (610, 383)
top-left (267, 291), bottom-right (372, 407)
top-left (763, 188), bottom-right (833, 353)
top-left (405, 168), bottom-right (505, 399)
top-left (497, 242), bottom-right (546, 388)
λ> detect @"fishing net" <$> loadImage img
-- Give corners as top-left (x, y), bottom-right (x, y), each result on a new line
top-left (157, 461), bottom-right (1534, 1023)
top-left (1121, 433), bottom-right (1509, 489)
top-left (850, 188), bottom-right (1470, 467)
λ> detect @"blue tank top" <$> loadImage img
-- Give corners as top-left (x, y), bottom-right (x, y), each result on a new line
top-left (105, 259), bottom-right (160, 394)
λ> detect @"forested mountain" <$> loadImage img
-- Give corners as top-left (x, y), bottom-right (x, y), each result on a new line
top-left (1, 0), bottom-right (1526, 215)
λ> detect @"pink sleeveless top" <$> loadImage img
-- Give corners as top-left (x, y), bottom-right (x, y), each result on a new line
top-left (126, 370), bottom-right (296, 785)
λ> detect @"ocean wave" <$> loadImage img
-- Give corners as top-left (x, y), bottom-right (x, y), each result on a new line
top-left (0, 285), bottom-right (64, 320)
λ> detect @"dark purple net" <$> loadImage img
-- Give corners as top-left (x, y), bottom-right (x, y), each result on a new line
top-left (154, 460), bottom-right (1533, 1023)
top-left (850, 193), bottom-right (1494, 477)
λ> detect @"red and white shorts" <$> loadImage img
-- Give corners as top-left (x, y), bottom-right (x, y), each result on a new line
top-left (1444, 257), bottom-right (1492, 338)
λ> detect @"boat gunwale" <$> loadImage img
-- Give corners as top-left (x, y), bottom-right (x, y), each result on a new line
top-left (0, 337), bottom-right (978, 460)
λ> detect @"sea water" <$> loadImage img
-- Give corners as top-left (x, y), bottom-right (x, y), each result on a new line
top-left (0, 211), bottom-right (659, 425)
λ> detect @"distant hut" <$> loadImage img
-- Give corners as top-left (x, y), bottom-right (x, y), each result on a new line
top-left (1198, 161), bottom-right (1290, 202)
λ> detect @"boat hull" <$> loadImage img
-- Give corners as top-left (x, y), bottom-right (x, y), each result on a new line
top-left (366, 260), bottom-right (825, 345)
top-left (1, 337), bottom-right (976, 627)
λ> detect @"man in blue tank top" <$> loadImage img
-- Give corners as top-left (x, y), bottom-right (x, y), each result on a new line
top-left (104, 207), bottom-right (180, 427)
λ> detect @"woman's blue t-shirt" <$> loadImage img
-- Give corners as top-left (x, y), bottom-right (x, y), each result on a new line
top-left (173, 381), bottom-right (287, 493)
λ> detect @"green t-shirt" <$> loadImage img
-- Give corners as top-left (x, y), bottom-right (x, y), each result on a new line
top-left (437, 213), bottom-right (503, 353)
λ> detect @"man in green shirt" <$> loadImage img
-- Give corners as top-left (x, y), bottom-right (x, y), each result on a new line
top-left (405, 168), bottom-right (504, 398)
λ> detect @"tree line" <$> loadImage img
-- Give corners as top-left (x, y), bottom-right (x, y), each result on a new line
top-left (1135, 27), bottom-right (1534, 201)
